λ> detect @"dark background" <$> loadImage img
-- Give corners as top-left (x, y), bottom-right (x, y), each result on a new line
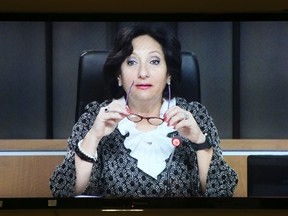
top-left (0, 19), bottom-right (287, 139)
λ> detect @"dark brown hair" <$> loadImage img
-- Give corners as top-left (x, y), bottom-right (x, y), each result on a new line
top-left (103, 23), bottom-right (182, 100)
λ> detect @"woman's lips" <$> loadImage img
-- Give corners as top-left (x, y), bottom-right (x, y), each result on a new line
top-left (135, 84), bottom-right (152, 90)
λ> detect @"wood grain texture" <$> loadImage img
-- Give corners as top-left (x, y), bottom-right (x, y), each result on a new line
top-left (1, 139), bottom-right (287, 197)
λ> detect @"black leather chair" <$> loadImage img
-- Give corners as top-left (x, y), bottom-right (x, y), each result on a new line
top-left (75, 50), bottom-right (201, 121)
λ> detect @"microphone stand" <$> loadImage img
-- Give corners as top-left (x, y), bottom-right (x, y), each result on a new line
top-left (166, 147), bottom-right (176, 197)
top-left (165, 136), bottom-right (182, 196)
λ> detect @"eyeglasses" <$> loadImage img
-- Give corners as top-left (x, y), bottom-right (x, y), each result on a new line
top-left (125, 80), bottom-right (171, 126)
top-left (127, 113), bottom-right (164, 126)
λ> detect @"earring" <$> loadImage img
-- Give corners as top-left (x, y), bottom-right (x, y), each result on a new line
top-left (167, 79), bottom-right (171, 109)
top-left (167, 78), bottom-right (171, 85)
top-left (117, 77), bottom-right (122, 87)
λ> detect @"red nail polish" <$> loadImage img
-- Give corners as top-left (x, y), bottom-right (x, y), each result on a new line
top-left (126, 106), bottom-right (131, 114)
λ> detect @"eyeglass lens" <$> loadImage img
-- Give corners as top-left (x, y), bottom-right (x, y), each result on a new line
top-left (127, 114), bottom-right (164, 126)
top-left (125, 80), bottom-right (171, 126)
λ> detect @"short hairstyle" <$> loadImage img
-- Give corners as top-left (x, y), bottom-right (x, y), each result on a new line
top-left (103, 23), bottom-right (182, 100)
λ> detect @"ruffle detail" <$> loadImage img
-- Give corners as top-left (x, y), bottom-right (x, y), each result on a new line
top-left (118, 98), bottom-right (176, 179)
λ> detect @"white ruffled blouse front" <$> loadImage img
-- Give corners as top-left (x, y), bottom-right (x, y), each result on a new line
top-left (118, 98), bottom-right (176, 179)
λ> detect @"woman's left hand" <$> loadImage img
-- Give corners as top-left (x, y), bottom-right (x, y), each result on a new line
top-left (164, 106), bottom-right (205, 144)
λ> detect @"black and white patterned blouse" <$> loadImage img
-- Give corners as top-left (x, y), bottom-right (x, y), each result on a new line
top-left (50, 97), bottom-right (238, 197)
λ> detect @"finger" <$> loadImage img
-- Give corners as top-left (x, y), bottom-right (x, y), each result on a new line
top-left (183, 112), bottom-right (190, 120)
top-left (168, 114), bottom-right (180, 127)
top-left (103, 101), bottom-right (130, 116)
top-left (168, 112), bottom-right (188, 128)
top-left (173, 118), bottom-right (190, 130)
top-left (164, 106), bottom-right (180, 122)
top-left (105, 118), bottom-right (123, 129)
top-left (103, 112), bottom-right (125, 122)
top-left (165, 107), bottom-right (187, 125)
top-left (104, 107), bottom-right (110, 113)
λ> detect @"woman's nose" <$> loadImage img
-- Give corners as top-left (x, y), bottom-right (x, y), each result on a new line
top-left (137, 63), bottom-right (150, 78)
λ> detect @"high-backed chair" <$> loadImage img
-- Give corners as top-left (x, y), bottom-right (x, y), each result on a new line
top-left (75, 50), bottom-right (201, 121)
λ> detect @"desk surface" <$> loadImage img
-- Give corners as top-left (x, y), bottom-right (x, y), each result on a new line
top-left (0, 139), bottom-right (288, 198)
top-left (1, 139), bottom-right (288, 151)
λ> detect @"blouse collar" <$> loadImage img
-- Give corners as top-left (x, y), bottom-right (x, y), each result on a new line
top-left (118, 97), bottom-right (176, 179)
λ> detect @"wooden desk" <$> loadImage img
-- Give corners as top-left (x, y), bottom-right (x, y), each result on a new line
top-left (1, 139), bottom-right (288, 197)
top-left (0, 140), bottom-right (66, 198)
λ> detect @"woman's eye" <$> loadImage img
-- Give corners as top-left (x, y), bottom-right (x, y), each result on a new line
top-left (150, 59), bottom-right (160, 65)
top-left (127, 59), bottom-right (137, 66)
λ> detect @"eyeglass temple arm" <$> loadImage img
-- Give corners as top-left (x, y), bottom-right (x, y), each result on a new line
top-left (168, 83), bottom-right (171, 109)
top-left (125, 80), bottom-right (134, 106)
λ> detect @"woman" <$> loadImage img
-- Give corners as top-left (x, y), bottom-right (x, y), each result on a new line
top-left (50, 24), bottom-right (238, 197)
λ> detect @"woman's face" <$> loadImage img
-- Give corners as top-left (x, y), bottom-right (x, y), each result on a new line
top-left (120, 35), bottom-right (169, 103)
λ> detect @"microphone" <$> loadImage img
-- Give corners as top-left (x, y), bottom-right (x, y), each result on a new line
top-left (166, 136), bottom-right (182, 196)
top-left (172, 136), bottom-right (182, 147)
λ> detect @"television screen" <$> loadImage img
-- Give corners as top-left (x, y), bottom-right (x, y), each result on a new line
top-left (0, 12), bottom-right (288, 210)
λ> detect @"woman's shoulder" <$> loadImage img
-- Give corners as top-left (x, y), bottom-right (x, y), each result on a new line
top-left (175, 97), bottom-right (206, 111)
top-left (83, 99), bottom-right (112, 113)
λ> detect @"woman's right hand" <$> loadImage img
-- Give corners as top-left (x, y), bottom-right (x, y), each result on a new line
top-left (75, 100), bottom-right (129, 195)
top-left (89, 99), bottom-right (130, 141)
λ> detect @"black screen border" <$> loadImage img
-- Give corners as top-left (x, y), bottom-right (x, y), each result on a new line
top-left (1, 197), bottom-right (288, 210)
top-left (1, 12), bottom-right (288, 210)
top-left (0, 12), bottom-right (288, 22)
